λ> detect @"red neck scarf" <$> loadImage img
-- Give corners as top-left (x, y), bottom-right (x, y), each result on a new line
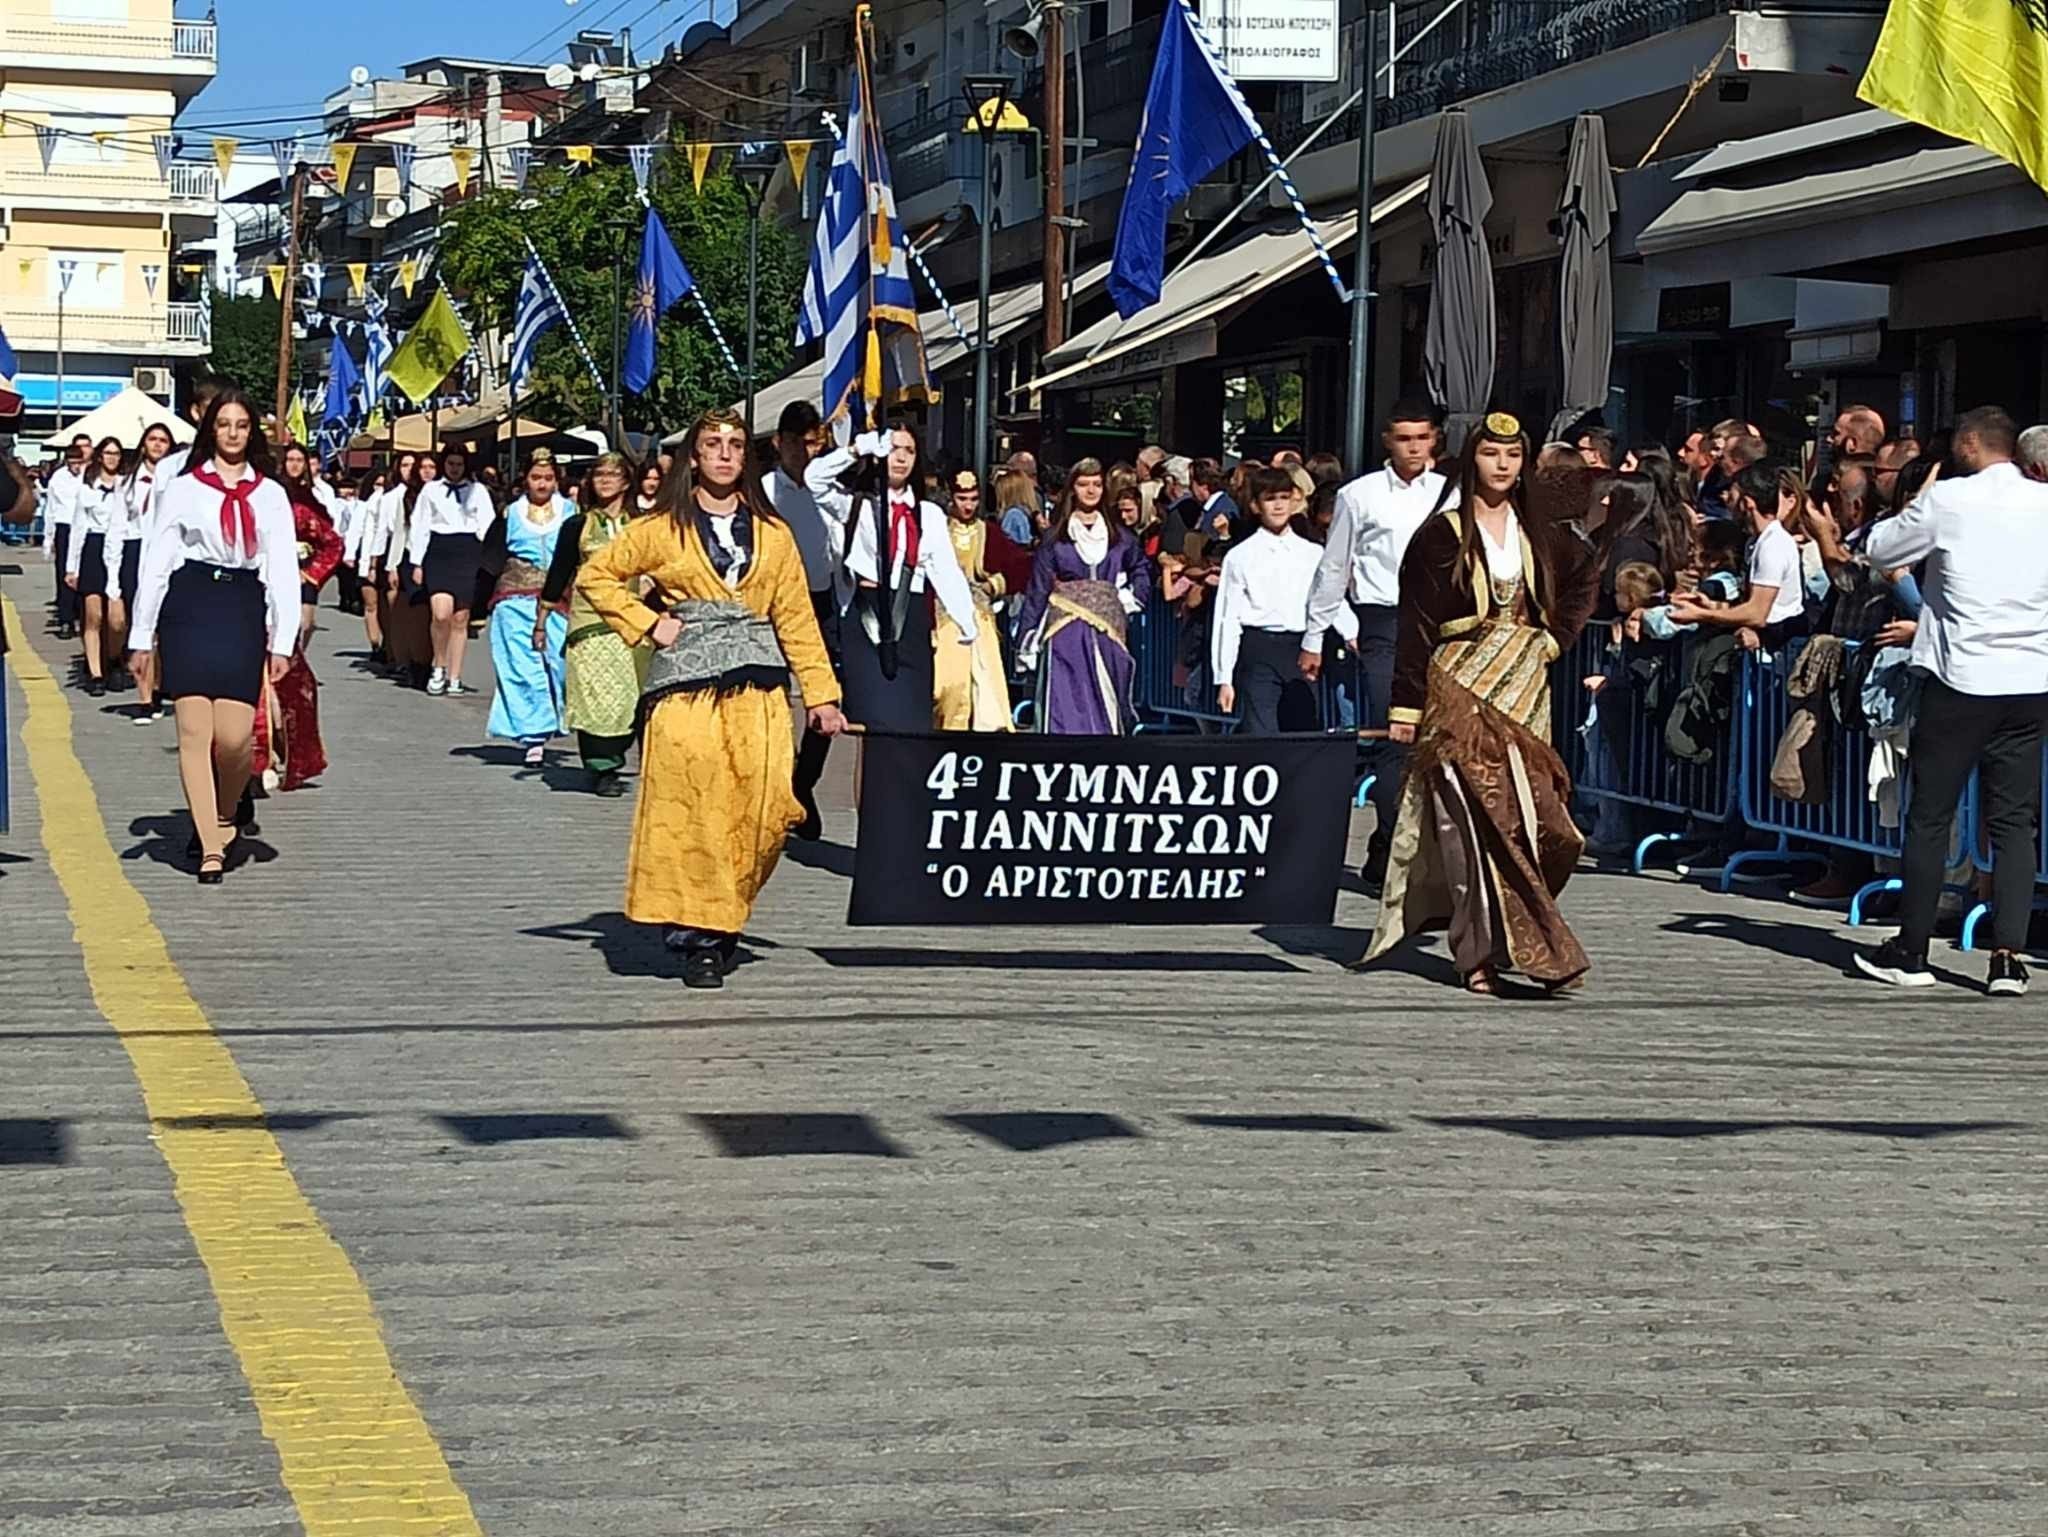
top-left (193, 465), bottom-right (263, 557)
top-left (887, 487), bottom-right (919, 570)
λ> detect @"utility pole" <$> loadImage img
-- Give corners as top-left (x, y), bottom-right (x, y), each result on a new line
top-left (272, 160), bottom-right (308, 441)
top-left (1040, 0), bottom-right (1067, 354)
top-left (1341, 14), bottom-right (1377, 473)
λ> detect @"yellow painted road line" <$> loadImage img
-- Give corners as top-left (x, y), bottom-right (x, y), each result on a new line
top-left (4, 594), bottom-right (483, 1537)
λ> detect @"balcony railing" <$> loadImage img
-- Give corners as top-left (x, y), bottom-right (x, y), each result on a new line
top-left (172, 19), bottom-right (217, 61)
top-left (168, 301), bottom-right (210, 346)
top-left (885, 102), bottom-right (967, 202)
top-left (169, 161), bottom-right (217, 203)
top-left (0, 302), bottom-right (207, 351)
top-left (0, 13), bottom-right (216, 64)
top-left (1271, 0), bottom-right (1884, 149)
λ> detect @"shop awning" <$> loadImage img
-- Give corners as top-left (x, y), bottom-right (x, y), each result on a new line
top-left (1637, 115), bottom-right (2045, 285)
top-left (1028, 177), bottom-right (1429, 393)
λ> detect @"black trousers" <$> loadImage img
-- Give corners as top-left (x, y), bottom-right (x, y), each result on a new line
top-left (794, 588), bottom-right (841, 801)
top-left (1233, 627), bottom-right (1318, 735)
top-left (52, 524), bottom-right (79, 626)
top-left (1899, 676), bottom-right (2047, 955)
top-left (1354, 602), bottom-right (1405, 860)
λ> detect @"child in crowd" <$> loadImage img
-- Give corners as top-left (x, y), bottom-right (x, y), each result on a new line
top-left (1638, 519), bottom-right (1746, 639)
top-left (1211, 465), bottom-right (1326, 734)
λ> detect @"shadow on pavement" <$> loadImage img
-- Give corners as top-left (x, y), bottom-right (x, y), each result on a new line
top-left (783, 839), bottom-right (855, 878)
top-left (0, 1118), bottom-right (71, 1165)
top-left (436, 1112), bottom-right (637, 1145)
top-left (940, 1111), bottom-right (1141, 1152)
top-left (1183, 1113), bottom-right (1394, 1134)
top-left (155, 1112), bottom-right (366, 1133)
top-left (691, 1111), bottom-right (907, 1158)
top-left (522, 910), bottom-right (774, 978)
top-left (810, 947), bottom-right (1305, 972)
top-left (1423, 1115), bottom-right (2026, 1142)
top-left (122, 811), bottom-right (279, 872)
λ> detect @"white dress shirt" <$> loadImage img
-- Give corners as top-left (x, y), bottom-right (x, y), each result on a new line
top-left (1211, 526), bottom-right (1325, 680)
top-left (1748, 519), bottom-right (1806, 626)
top-left (767, 464), bottom-right (840, 595)
top-left (805, 446), bottom-right (977, 639)
top-left (405, 477), bottom-right (495, 564)
top-left (129, 466), bottom-right (300, 661)
top-left (127, 461), bottom-right (169, 543)
top-left (1304, 463), bottom-right (1456, 648)
top-left (65, 478), bottom-right (129, 577)
top-left (1863, 459), bottom-right (2048, 696)
top-left (41, 464), bottom-right (83, 554)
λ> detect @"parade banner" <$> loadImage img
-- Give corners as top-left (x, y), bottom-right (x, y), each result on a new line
top-left (850, 731), bottom-right (1353, 926)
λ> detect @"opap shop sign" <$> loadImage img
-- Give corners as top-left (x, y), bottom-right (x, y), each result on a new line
top-left (849, 730), bottom-right (1354, 926)
top-left (1198, 0), bottom-right (1341, 84)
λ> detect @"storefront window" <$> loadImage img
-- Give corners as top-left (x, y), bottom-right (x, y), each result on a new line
top-left (1222, 360), bottom-right (1305, 459)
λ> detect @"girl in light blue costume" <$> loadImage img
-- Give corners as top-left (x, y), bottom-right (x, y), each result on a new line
top-left (486, 451), bottom-right (572, 767)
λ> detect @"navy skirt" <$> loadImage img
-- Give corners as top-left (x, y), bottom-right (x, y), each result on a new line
top-left (839, 585), bottom-right (934, 732)
top-left (75, 532), bottom-right (112, 598)
top-left (157, 562), bottom-right (266, 705)
top-left (421, 531), bottom-right (484, 602)
top-left (118, 539), bottom-right (140, 605)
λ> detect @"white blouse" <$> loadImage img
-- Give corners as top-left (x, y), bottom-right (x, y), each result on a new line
top-left (126, 461), bottom-right (169, 542)
top-left (405, 477), bottom-right (496, 564)
top-left (1476, 505), bottom-right (1524, 584)
top-left (128, 466), bottom-right (300, 660)
top-left (65, 479), bottom-right (129, 576)
top-left (803, 446), bottom-right (977, 638)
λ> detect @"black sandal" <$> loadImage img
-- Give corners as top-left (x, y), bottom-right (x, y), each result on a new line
top-left (196, 853), bottom-right (225, 886)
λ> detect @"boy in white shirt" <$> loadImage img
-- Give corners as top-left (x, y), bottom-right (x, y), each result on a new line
top-left (1665, 460), bottom-right (1811, 650)
top-left (1213, 466), bottom-right (1330, 734)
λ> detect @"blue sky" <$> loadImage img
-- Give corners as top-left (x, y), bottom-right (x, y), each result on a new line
top-left (190, 0), bottom-right (727, 130)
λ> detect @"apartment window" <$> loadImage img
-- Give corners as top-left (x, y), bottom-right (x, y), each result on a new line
top-left (49, 252), bottom-right (124, 309)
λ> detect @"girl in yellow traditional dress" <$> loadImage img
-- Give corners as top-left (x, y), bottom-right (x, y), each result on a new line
top-left (932, 468), bottom-right (1031, 731)
top-left (543, 452), bottom-right (649, 797)
top-left (1360, 413), bottom-right (1600, 995)
top-left (577, 410), bottom-right (845, 990)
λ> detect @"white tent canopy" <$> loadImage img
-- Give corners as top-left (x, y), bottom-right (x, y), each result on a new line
top-left (43, 387), bottom-right (194, 450)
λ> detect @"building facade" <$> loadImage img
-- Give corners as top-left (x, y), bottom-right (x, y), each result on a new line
top-left (0, 0), bottom-right (217, 439)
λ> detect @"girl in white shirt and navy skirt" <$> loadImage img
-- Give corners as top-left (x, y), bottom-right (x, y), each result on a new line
top-left (64, 436), bottom-right (132, 696)
top-left (127, 387), bottom-right (299, 885)
top-left (124, 421), bottom-right (179, 722)
top-left (406, 444), bottom-right (496, 695)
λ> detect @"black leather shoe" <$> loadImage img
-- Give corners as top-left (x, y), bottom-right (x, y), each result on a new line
top-left (196, 854), bottom-right (225, 886)
top-left (593, 770), bottom-right (627, 798)
top-left (793, 790), bottom-right (822, 842)
top-left (682, 949), bottom-right (725, 989)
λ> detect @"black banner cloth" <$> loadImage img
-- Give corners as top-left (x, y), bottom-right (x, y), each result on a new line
top-left (849, 731), bottom-right (1355, 926)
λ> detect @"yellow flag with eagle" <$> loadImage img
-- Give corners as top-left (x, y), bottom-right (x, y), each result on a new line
top-left (1859, 0), bottom-right (2048, 188)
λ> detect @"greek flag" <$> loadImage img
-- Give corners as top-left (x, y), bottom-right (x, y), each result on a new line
top-left (507, 252), bottom-right (563, 395)
top-left (361, 288), bottom-right (393, 415)
top-left (796, 45), bottom-right (928, 432)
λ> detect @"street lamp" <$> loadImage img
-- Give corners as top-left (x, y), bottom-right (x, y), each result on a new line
top-left (732, 143), bottom-right (778, 444)
top-left (961, 72), bottom-right (1021, 487)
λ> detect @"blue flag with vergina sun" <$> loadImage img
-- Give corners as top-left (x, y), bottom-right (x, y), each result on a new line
top-left (624, 205), bottom-right (697, 394)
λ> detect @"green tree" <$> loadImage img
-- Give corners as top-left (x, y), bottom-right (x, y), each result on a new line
top-left (437, 157), bottom-right (807, 438)
top-left (207, 292), bottom-right (281, 408)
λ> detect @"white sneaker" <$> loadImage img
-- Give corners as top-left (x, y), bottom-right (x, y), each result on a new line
top-left (523, 743), bottom-right (546, 767)
top-left (426, 668), bottom-right (447, 696)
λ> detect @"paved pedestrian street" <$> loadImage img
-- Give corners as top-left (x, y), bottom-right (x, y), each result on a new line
top-left (4, 562), bottom-right (2046, 1537)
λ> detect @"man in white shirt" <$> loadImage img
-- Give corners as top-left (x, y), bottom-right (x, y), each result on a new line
top-left (1213, 466), bottom-right (1325, 734)
top-left (1300, 400), bottom-right (1453, 889)
top-left (764, 399), bottom-right (841, 839)
top-left (1854, 406), bottom-right (2048, 995)
top-left (42, 434), bottom-right (91, 637)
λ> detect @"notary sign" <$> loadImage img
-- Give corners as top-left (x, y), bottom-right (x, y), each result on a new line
top-left (1197, 0), bottom-right (1341, 84)
top-left (849, 732), bottom-right (1354, 926)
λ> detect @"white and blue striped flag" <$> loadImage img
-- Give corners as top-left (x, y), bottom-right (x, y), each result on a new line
top-left (361, 288), bottom-right (393, 416)
top-left (507, 252), bottom-right (564, 395)
top-left (796, 39), bottom-right (929, 435)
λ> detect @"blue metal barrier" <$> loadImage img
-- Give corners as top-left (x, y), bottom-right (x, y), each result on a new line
top-left (1557, 624), bottom-right (1736, 873)
top-left (0, 514), bottom-right (42, 548)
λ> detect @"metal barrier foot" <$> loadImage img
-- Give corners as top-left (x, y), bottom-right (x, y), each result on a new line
top-left (1717, 838), bottom-right (1829, 894)
top-left (1631, 832), bottom-right (1686, 876)
top-left (1848, 878), bottom-right (1902, 928)
top-left (1353, 773), bottom-right (1376, 809)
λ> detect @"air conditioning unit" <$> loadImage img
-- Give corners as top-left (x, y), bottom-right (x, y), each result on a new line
top-left (133, 366), bottom-right (173, 398)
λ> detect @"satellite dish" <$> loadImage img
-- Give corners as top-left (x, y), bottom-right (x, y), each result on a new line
top-left (544, 63), bottom-right (574, 88)
top-left (349, 64), bottom-right (370, 86)
top-left (383, 197), bottom-right (406, 218)
top-left (579, 62), bottom-right (601, 82)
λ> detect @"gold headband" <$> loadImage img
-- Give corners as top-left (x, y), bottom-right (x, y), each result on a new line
top-left (1481, 411), bottom-right (1522, 440)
